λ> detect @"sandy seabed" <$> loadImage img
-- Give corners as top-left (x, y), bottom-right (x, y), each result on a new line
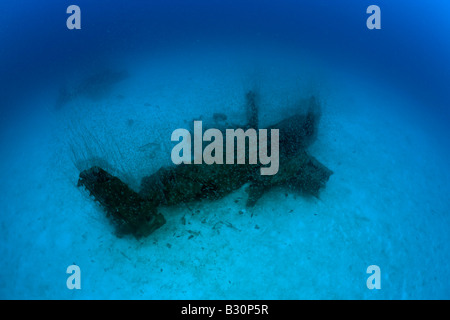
top-left (1, 45), bottom-right (449, 299)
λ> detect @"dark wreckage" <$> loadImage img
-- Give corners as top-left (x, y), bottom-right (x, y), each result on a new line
top-left (77, 91), bottom-right (333, 238)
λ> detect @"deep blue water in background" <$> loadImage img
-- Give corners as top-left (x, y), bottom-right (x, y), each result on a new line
top-left (1, 0), bottom-right (449, 299)
top-left (1, 0), bottom-right (449, 119)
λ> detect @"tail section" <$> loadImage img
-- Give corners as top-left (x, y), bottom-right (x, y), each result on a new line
top-left (78, 166), bottom-right (165, 238)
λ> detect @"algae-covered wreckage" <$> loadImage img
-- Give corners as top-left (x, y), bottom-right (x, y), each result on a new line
top-left (77, 91), bottom-right (333, 238)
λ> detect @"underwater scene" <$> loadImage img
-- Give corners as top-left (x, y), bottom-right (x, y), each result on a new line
top-left (0, 0), bottom-right (449, 299)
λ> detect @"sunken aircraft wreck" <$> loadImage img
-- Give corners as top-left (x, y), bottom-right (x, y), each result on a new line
top-left (77, 91), bottom-right (333, 238)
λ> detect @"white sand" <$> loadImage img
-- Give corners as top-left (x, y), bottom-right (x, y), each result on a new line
top-left (1, 43), bottom-right (449, 299)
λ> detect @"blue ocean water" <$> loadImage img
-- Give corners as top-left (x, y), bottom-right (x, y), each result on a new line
top-left (0, 0), bottom-right (449, 299)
